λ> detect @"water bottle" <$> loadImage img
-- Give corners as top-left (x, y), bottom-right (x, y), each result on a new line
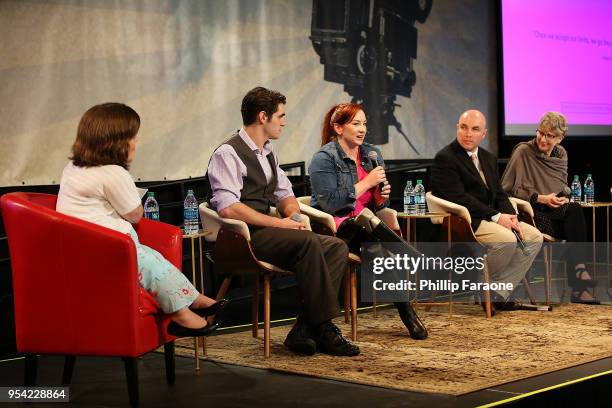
top-left (414, 179), bottom-right (427, 215)
top-left (403, 180), bottom-right (415, 214)
top-left (143, 192), bottom-right (160, 221)
top-left (570, 175), bottom-right (581, 203)
top-left (584, 174), bottom-right (594, 205)
top-left (183, 189), bottom-right (199, 235)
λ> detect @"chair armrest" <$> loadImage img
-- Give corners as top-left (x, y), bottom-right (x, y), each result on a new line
top-left (133, 218), bottom-right (183, 269)
top-left (508, 197), bottom-right (534, 217)
top-left (269, 206), bottom-right (312, 231)
top-left (297, 202), bottom-right (334, 233)
top-left (508, 196), bottom-right (536, 227)
top-left (426, 192), bottom-right (472, 225)
top-left (296, 196), bottom-right (311, 205)
top-left (199, 202), bottom-right (251, 242)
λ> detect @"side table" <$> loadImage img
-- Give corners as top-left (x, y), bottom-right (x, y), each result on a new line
top-left (396, 212), bottom-right (454, 315)
top-left (183, 229), bottom-right (212, 370)
top-left (579, 202), bottom-right (611, 299)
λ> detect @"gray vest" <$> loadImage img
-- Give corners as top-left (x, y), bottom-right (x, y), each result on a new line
top-left (206, 133), bottom-right (278, 214)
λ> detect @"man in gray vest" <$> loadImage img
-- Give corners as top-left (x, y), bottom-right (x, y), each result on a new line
top-left (206, 87), bottom-right (359, 356)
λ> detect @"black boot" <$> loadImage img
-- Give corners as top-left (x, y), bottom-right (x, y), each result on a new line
top-left (395, 302), bottom-right (428, 340)
top-left (370, 223), bottom-right (422, 257)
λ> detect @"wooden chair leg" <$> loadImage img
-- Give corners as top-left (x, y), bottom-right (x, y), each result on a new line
top-left (543, 245), bottom-right (551, 305)
top-left (350, 265), bottom-right (358, 342)
top-left (372, 288), bottom-right (377, 318)
top-left (164, 342), bottom-right (175, 385)
top-left (263, 275), bottom-right (271, 358)
top-left (24, 354), bottom-right (37, 386)
top-left (193, 337), bottom-right (200, 371)
top-left (216, 276), bottom-right (232, 301)
top-left (252, 275), bottom-right (259, 338)
top-left (548, 246), bottom-right (554, 304)
top-left (522, 277), bottom-right (537, 305)
top-left (122, 357), bottom-right (139, 407)
top-left (61, 356), bottom-right (75, 385)
top-left (344, 269), bottom-right (350, 323)
top-left (483, 255), bottom-right (491, 319)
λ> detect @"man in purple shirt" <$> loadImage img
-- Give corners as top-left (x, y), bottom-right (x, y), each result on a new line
top-left (206, 87), bottom-right (359, 356)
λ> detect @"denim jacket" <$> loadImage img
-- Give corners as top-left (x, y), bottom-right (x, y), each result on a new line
top-left (308, 140), bottom-right (389, 216)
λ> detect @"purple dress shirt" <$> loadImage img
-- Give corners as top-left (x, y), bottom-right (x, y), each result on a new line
top-left (207, 128), bottom-right (294, 213)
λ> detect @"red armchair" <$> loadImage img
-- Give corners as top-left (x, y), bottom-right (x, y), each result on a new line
top-left (0, 192), bottom-right (181, 406)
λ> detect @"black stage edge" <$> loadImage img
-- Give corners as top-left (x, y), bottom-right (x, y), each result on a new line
top-left (0, 352), bottom-right (609, 407)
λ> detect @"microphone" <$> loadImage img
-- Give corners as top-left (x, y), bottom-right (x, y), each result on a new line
top-left (556, 186), bottom-right (571, 198)
top-left (367, 151), bottom-right (386, 191)
top-left (512, 229), bottom-right (529, 256)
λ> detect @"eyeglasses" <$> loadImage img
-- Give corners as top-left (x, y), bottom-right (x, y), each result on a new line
top-left (536, 129), bottom-right (561, 140)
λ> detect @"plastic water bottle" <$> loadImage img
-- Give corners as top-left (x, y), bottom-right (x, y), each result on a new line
top-left (584, 174), bottom-right (594, 205)
top-left (183, 189), bottom-right (199, 235)
top-left (414, 179), bottom-right (427, 215)
top-left (143, 192), bottom-right (160, 221)
top-left (570, 175), bottom-right (581, 203)
top-left (403, 180), bottom-right (415, 214)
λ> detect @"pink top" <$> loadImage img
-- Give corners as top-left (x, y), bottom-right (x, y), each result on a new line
top-left (334, 154), bottom-right (374, 229)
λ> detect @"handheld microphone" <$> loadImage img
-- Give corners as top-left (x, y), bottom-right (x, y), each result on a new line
top-left (556, 186), bottom-right (571, 198)
top-left (512, 229), bottom-right (529, 256)
top-left (367, 151), bottom-right (386, 191)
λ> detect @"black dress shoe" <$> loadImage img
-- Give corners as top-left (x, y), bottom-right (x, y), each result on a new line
top-left (574, 268), bottom-right (598, 288)
top-left (481, 291), bottom-right (511, 316)
top-left (395, 302), bottom-right (428, 340)
top-left (167, 321), bottom-right (219, 337)
top-left (284, 321), bottom-right (317, 355)
top-left (315, 321), bottom-right (360, 356)
top-left (570, 290), bottom-right (601, 304)
top-left (494, 300), bottom-right (520, 311)
top-left (194, 299), bottom-right (230, 318)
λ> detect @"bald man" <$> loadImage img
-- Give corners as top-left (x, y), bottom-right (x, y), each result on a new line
top-left (430, 110), bottom-right (543, 315)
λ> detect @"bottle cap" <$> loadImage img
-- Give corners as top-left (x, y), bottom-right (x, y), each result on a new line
top-left (587, 174), bottom-right (592, 178)
top-left (416, 179), bottom-right (422, 184)
top-left (187, 189), bottom-right (194, 194)
top-left (573, 175), bottom-right (579, 179)
top-left (147, 192), bottom-right (155, 197)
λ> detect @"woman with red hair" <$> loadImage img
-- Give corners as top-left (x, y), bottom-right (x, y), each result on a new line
top-left (308, 103), bottom-right (428, 340)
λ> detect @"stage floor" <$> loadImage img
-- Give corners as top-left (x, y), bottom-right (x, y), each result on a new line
top-left (0, 352), bottom-right (609, 407)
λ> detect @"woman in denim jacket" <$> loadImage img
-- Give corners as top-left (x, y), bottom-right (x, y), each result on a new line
top-left (308, 103), bottom-right (428, 340)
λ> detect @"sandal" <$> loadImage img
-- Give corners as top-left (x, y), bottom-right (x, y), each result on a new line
top-left (570, 289), bottom-right (600, 305)
top-left (574, 267), bottom-right (597, 288)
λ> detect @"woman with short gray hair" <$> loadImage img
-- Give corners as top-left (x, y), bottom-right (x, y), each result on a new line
top-left (501, 112), bottom-right (598, 304)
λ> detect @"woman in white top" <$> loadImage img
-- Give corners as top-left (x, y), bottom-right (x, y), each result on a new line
top-left (57, 103), bottom-right (223, 337)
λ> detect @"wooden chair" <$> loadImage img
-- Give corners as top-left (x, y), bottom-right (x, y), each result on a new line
top-left (296, 197), bottom-right (403, 333)
top-left (509, 197), bottom-right (559, 305)
top-left (198, 203), bottom-right (311, 358)
top-left (425, 192), bottom-right (495, 318)
top-left (295, 196), bottom-right (359, 340)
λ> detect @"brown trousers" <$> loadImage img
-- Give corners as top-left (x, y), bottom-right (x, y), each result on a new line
top-left (250, 227), bottom-right (348, 326)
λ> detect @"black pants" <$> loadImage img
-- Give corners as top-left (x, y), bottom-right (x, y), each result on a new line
top-left (336, 217), bottom-right (420, 303)
top-left (336, 217), bottom-right (420, 256)
top-left (250, 227), bottom-right (347, 326)
top-left (536, 202), bottom-right (587, 287)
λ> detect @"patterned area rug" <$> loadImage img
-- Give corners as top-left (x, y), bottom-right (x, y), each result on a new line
top-left (174, 304), bottom-right (612, 396)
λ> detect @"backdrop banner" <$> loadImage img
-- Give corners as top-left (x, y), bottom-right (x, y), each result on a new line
top-left (0, 0), bottom-right (496, 186)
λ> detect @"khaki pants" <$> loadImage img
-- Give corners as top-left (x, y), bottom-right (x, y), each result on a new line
top-left (475, 221), bottom-right (543, 299)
